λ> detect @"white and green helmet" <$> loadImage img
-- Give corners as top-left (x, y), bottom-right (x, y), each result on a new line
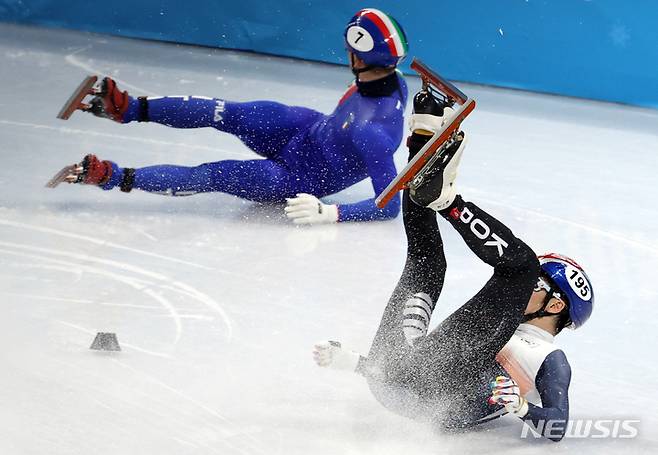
top-left (344, 8), bottom-right (408, 68)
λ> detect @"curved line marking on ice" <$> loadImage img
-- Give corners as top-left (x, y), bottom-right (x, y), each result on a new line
top-left (135, 227), bottom-right (158, 242)
top-left (0, 119), bottom-right (252, 159)
top-left (0, 218), bottom-right (212, 270)
top-left (0, 238), bottom-right (233, 341)
top-left (163, 281), bottom-right (234, 340)
top-left (0, 292), bottom-right (161, 310)
top-left (64, 50), bottom-right (158, 96)
top-left (0, 245), bottom-right (182, 347)
top-left (0, 293), bottom-right (95, 304)
top-left (58, 321), bottom-right (171, 359)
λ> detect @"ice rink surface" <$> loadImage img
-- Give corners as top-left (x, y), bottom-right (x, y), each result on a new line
top-left (1, 23), bottom-right (657, 454)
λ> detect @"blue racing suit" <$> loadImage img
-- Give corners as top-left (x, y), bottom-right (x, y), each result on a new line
top-left (102, 72), bottom-right (408, 222)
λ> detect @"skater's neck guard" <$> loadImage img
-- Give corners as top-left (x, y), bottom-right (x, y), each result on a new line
top-left (356, 71), bottom-right (399, 98)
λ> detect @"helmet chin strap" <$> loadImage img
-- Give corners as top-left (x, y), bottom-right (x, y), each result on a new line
top-left (350, 53), bottom-right (375, 80)
top-left (522, 291), bottom-right (557, 324)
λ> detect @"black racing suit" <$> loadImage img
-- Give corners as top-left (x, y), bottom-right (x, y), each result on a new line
top-left (363, 134), bottom-right (540, 430)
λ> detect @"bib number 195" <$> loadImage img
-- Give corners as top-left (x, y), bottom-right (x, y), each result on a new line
top-left (566, 265), bottom-right (591, 300)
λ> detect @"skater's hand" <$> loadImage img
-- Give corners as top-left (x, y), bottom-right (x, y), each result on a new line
top-left (312, 341), bottom-right (360, 372)
top-left (313, 341), bottom-right (341, 368)
top-left (285, 194), bottom-right (339, 225)
top-left (488, 376), bottom-right (529, 417)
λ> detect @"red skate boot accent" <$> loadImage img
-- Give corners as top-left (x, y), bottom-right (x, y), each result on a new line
top-left (80, 154), bottom-right (113, 185)
top-left (45, 154), bottom-right (113, 188)
top-left (88, 77), bottom-right (131, 123)
top-left (57, 76), bottom-right (131, 122)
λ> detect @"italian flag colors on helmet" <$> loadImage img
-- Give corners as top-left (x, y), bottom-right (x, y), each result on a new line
top-left (356, 8), bottom-right (408, 58)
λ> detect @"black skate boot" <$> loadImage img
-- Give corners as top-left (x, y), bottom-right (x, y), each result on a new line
top-left (406, 88), bottom-right (450, 160)
top-left (410, 89), bottom-right (448, 135)
top-left (407, 90), bottom-right (467, 211)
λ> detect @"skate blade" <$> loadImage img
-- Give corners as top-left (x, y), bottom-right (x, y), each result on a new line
top-left (375, 98), bottom-right (475, 208)
top-left (56, 75), bottom-right (98, 120)
top-left (45, 164), bottom-right (78, 188)
top-left (411, 58), bottom-right (468, 105)
top-left (408, 136), bottom-right (461, 191)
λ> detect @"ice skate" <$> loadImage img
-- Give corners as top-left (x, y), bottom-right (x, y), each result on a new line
top-left (57, 76), bottom-right (130, 122)
top-left (46, 154), bottom-right (113, 188)
top-left (408, 131), bottom-right (467, 211)
top-left (403, 81), bottom-right (467, 211)
top-left (376, 59), bottom-right (475, 209)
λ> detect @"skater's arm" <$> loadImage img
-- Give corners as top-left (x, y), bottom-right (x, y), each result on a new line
top-left (337, 129), bottom-right (401, 222)
top-left (521, 350), bottom-right (571, 442)
top-left (336, 192), bottom-right (400, 222)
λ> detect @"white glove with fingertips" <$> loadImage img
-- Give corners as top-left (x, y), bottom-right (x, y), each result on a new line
top-left (488, 375), bottom-right (529, 417)
top-left (312, 341), bottom-right (361, 372)
top-left (284, 193), bottom-right (339, 225)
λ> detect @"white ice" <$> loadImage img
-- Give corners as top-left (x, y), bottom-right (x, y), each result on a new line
top-left (1, 23), bottom-right (657, 454)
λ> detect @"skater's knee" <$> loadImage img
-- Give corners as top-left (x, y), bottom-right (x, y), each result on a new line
top-left (514, 244), bottom-right (540, 275)
top-left (498, 242), bottom-right (539, 278)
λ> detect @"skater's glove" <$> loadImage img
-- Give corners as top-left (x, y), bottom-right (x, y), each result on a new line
top-left (313, 341), bottom-right (361, 372)
top-left (285, 193), bottom-right (339, 225)
top-left (488, 376), bottom-right (529, 417)
top-left (409, 106), bottom-right (455, 135)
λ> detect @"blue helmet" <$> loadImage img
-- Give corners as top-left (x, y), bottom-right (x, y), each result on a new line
top-left (344, 8), bottom-right (408, 68)
top-left (539, 253), bottom-right (594, 329)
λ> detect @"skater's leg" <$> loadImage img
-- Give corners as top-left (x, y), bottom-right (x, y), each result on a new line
top-left (366, 191), bottom-right (445, 369)
top-left (364, 133), bottom-right (448, 386)
top-left (412, 195), bottom-right (539, 384)
top-left (368, 193), bottom-right (540, 429)
top-left (216, 101), bottom-right (324, 158)
top-left (127, 97), bottom-right (323, 159)
top-left (360, 190), bottom-right (447, 417)
top-left (363, 99), bottom-right (455, 381)
top-left (398, 123), bottom-right (539, 365)
top-left (101, 159), bottom-right (297, 202)
top-left (370, 95), bottom-right (540, 427)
